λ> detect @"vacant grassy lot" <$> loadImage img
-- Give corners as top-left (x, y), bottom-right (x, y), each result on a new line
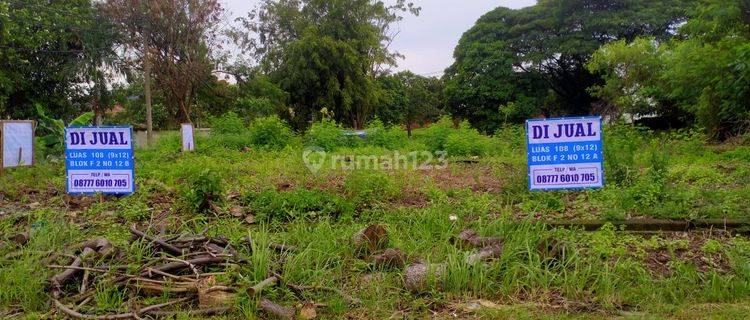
top-left (2, 119), bottom-right (750, 318)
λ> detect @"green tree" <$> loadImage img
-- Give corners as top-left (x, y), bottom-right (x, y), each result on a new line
top-left (0, 0), bottom-right (118, 120)
top-left (233, 0), bottom-right (419, 130)
top-left (589, 0), bottom-right (750, 138)
top-left (445, 0), bottom-right (694, 132)
top-left (376, 71), bottom-right (443, 136)
top-left (104, 0), bottom-right (225, 124)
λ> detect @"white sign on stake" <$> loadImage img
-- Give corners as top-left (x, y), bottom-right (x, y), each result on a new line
top-left (65, 126), bottom-right (135, 195)
top-left (1, 120), bottom-right (35, 169)
top-left (181, 123), bottom-right (195, 152)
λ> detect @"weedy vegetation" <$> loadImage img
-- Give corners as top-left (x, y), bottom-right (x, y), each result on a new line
top-left (1, 118), bottom-right (750, 319)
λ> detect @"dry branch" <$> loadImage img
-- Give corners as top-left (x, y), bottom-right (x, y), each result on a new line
top-left (129, 226), bottom-right (183, 256)
top-left (50, 247), bottom-right (95, 298)
top-left (53, 297), bottom-right (190, 319)
top-left (146, 255), bottom-right (228, 275)
top-left (259, 298), bottom-right (295, 319)
top-left (248, 276), bottom-right (278, 295)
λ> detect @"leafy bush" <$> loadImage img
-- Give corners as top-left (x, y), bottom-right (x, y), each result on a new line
top-left (304, 119), bottom-right (352, 151)
top-left (364, 119), bottom-right (407, 149)
top-left (417, 116), bottom-right (455, 152)
top-left (247, 115), bottom-right (294, 150)
top-left (444, 121), bottom-right (489, 157)
top-left (180, 169), bottom-right (224, 213)
top-left (244, 188), bottom-right (354, 222)
top-left (210, 111), bottom-right (247, 135)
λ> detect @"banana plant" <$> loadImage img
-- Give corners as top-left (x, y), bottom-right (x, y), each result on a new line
top-left (36, 104), bottom-right (95, 152)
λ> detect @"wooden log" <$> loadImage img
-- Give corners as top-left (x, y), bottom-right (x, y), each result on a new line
top-left (248, 276), bottom-right (278, 295)
top-left (259, 299), bottom-right (295, 319)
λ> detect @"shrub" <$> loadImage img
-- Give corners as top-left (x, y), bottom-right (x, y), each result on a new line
top-left (210, 111), bottom-right (247, 135)
top-left (417, 116), bottom-right (455, 152)
top-left (444, 121), bottom-right (489, 157)
top-left (244, 188), bottom-right (354, 222)
top-left (247, 115), bottom-right (294, 150)
top-left (180, 169), bottom-right (224, 213)
top-left (304, 119), bottom-right (353, 151)
top-left (364, 119), bottom-right (407, 149)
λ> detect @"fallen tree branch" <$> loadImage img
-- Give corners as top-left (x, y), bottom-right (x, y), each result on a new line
top-left (50, 247), bottom-right (95, 298)
top-left (129, 226), bottom-right (183, 256)
top-left (53, 297), bottom-right (190, 319)
top-left (248, 276), bottom-right (278, 295)
top-left (148, 306), bottom-right (230, 317)
top-left (145, 255), bottom-right (228, 275)
top-left (259, 298), bottom-right (295, 319)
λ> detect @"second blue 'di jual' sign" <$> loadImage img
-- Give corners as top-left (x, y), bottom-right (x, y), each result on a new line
top-left (65, 126), bottom-right (135, 195)
top-left (525, 116), bottom-right (603, 190)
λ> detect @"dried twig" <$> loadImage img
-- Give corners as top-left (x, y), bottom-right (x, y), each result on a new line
top-left (53, 297), bottom-right (190, 319)
top-left (248, 276), bottom-right (277, 295)
top-left (50, 247), bottom-right (95, 298)
top-left (163, 257), bottom-right (201, 279)
top-left (259, 298), bottom-right (295, 319)
top-left (129, 226), bottom-right (183, 256)
top-left (146, 255), bottom-right (228, 275)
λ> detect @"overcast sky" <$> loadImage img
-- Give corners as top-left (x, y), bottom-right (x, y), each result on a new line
top-left (222, 0), bottom-right (537, 76)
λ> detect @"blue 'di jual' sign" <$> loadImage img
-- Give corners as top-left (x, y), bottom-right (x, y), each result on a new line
top-left (525, 116), bottom-right (604, 190)
top-left (65, 126), bottom-right (135, 195)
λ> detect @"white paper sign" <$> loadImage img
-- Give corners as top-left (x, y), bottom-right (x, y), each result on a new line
top-left (2, 121), bottom-right (34, 168)
top-left (65, 126), bottom-right (135, 194)
top-left (181, 123), bottom-right (195, 152)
